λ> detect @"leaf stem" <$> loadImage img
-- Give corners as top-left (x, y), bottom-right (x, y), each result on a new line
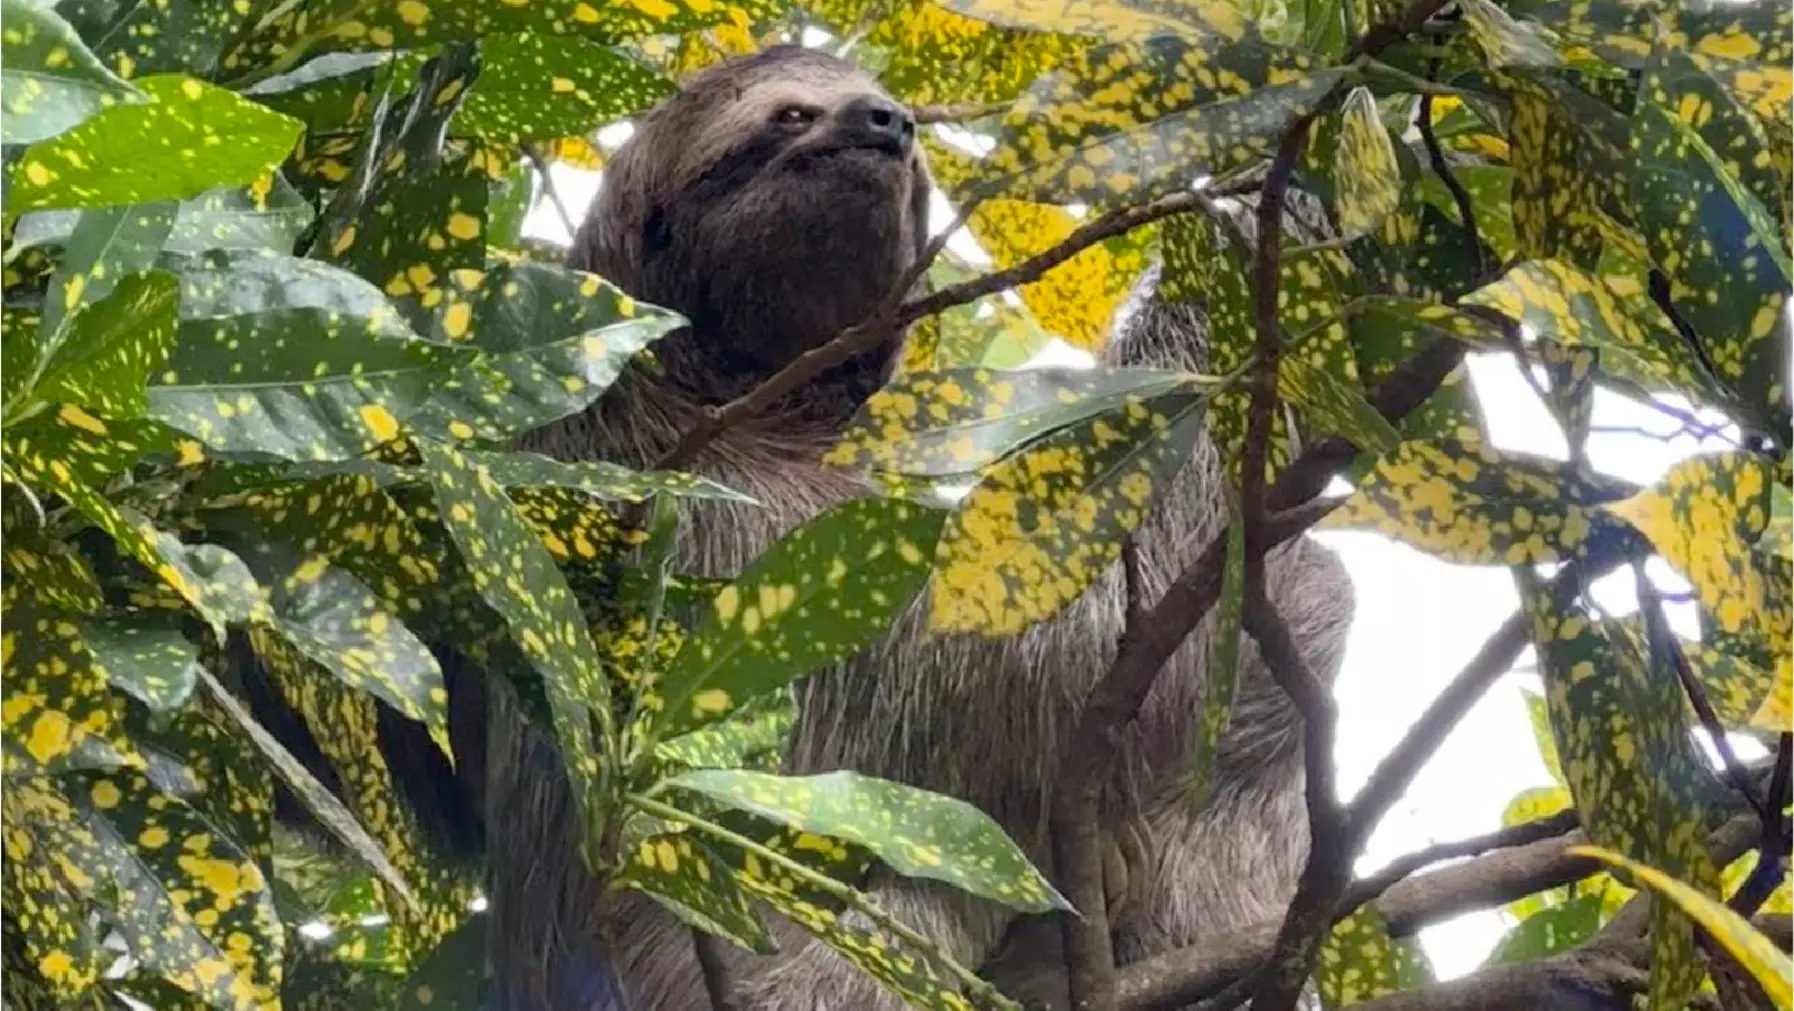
top-left (627, 794), bottom-right (1018, 1011)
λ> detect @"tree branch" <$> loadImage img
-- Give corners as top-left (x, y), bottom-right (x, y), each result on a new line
top-left (911, 101), bottom-right (1011, 124)
top-left (1415, 57), bottom-right (1484, 282)
top-left (1116, 811), bottom-right (1765, 1011)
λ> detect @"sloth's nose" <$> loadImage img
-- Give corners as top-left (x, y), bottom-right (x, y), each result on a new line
top-left (841, 95), bottom-right (915, 153)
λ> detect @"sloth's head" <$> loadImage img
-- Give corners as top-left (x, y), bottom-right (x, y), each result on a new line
top-left (573, 46), bottom-right (932, 402)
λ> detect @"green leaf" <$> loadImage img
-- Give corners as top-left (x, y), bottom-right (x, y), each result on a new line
top-left (1330, 86), bottom-right (1402, 239)
top-left (1317, 904), bottom-right (1432, 1007)
top-left (667, 769), bottom-right (1069, 914)
top-left (2, 780), bottom-right (107, 998)
top-left (8, 75), bottom-right (303, 212)
top-left (931, 0), bottom-right (1242, 39)
top-left (1489, 893), bottom-right (1603, 964)
top-left (31, 270), bottom-right (180, 420)
top-left (35, 201), bottom-right (176, 364)
top-left (1317, 436), bottom-right (1605, 566)
top-left (405, 261), bottom-right (682, 443)
top-left (68, 770), bottom-right (285, 1010)
top-left (1462, 259), bottom-right (1719, 402)
top-left (78, 614), bottom-right (200, 712)
top-left (457, 34), bottom-right (672, 144)
top-left (656, 690), bottom-right (797, 774)
top-left (1, 606), bottom-right (134, 776)
top-left (0, 0), bottom-right (146, 145)
top-left (825, 366), bottom-right (1199, 479)
top-left (148, 254), bottom-right (465, 460)
top-left (464, 448), bottom-right (753, 504)
top-left (1460, 0), bottom-right (1561, 69)
top-left (1417, 163), bottom-right (1518, 264)
top-left (418, 438), bottom-right (610, 840)
top-left (9, 175), bottom-right (312, 258)
top-left (619, 833), bottom-right (777, 954)
top-left (1188, 501), bottom-right (1244, 806)
top-left (1520, 687), bottom-right (1565, 784)
top-left (1276, 355), bottom-right (1400, 454)
top-left (1, 532), bottom-right (105, 613)
top-left (248, 631), bottom-right (473, 963)
top-left (391, 913), bottom-right (491, 1010)
top-left (193, 664), bottom-right (417, 910)
top-left (1632, 52), bottom-right (1791, 430)
top-left (230, 541), bottom-right (449, 750)
top-left (1507, 72), bottom-right (1632, 271)
top-left (977, 33), bottom-right (1347, 205)
top-left (931, 391), bottom-right (1207, 635)
top-left (1573, 845), bottom-right (1791, 1009)
top-left (58, 0), bottom-right (265, 81)
top-left (653, 497), bottom-right (943, 737)
top-left (1520, 582), bottom-right (1720, 1011)
top-left (1601, 452), bottom-right (1786, 677)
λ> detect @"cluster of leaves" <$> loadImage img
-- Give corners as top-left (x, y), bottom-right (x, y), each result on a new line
top-left (2, 0), bottom-right (1791, 1008)
top-left (0, 2), bottom-right (1075, 1010)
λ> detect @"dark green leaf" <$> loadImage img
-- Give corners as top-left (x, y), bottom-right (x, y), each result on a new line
top-left (36, 201), bottom-right (176, 360)
top-left (458, 34), bottom-right (672, 144)
top-left (79, 614), bottom-right (200, 712)
top-left (32, 270), bottom-right (180, 419)
top-left (1317, 904), bottom-right (1432, 1007)
top-left (1489, 893), bottom-right (1603, 963)
top-left (1188, 501), bottom-right (1244, 807)
top-left (405, 261), bottom-right (681, 443)
top-left (58, 0), bottom-right (263, 81)
top-left (1, 606), bottom-right (134, 776)
top-left (148, 255), bottom-right (465, 460)
top-left (619, 833), bottom-right (777, 954)
top-left (0, 0), bottom-right (146, 145)
top-left (930, 391), bottom-right (1206, 635)
top-left (667, 768), bottom-right (1069, 913)
top-left (825, 366), bottom-right (1199, 479)
top-left (653, 497), bottom-right (943, 737)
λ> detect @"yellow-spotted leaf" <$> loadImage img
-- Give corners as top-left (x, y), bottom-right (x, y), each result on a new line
top-left (1573, 845), bottom-right (1792, 1009)
top-left (960, 193), bottom-right (1157, 353)
top-left (418, 439), bottom-right (610, 832)
top-left (1, 533), bottom-right (105, 613)
top-left (1317, 904), bottom-right (1432, 1006)
top-left (33, 201), bottom-right (176, 360)
top-left (1277, 355), bottom-right (1400, 455)
top-left (656, 689), bottom-right (796, 775)
top-left (229, 541), bottom-right (449, 750)
top-left (931, 390), bottom-right (1207, 636)
top-left (0, 0), bottom-right (147, 145)
top-left (832, 0), bottom-right (1084, 107)
top-left (1601, 452), bottom-right (1787, 676)
top-left (1506, 72), bottom-right (1632, 271)
top-left (148, 254), bottom-right (465, 461)
top-left (826, 365), bottom-right (1197, 480)
top-left (651, 497), bottom-right (943, 738)
top-left (193, 663), bottom-right (418, 910)
top-left (7, 441), bottom-right (265, 633)
top-left (252, 632), bottom-right (473, 964)
top-left (1682, 640), bottom-right (1780, 730)
top-left (1462, 259), bottom-right (1719, 403)
top-left (67, 770), bottom-right (285, 1010)
top-left (1674, 0), bottom-right (1793, 129)
top-left (8, 75), bottom-right (302, 212)
top-left (977, 33), bottom-right (1344, 205)
top-left (1187, 502), bottom-right (1243, 807)
top-left (2, 779), bottom-right (110, 1000)
top-left (1320, 437), bottom-right (1602, 566)
top-left (1489, 893), bottom-right (1605, 964)
top-left (620, 832), bottom-right (777, 954)
top-left (935, 0), bottom-right (1239, 40)
top-left (78, 614), bottom-right (201, 713)
top-left (1520, 583), bottom-right (1721, 1011)
top-left (1633, 52), bottom-right (1791, 430)
top-left (1330, 86), bottom-right (1402, 239)
top-left (1, 606), bottom-right (136, 777)
top-left (455, 33), bottom-right (673, 145)
top-left (29, 271), bottom-right (180, 421)
top-left (667, 769), bottom-right (1069, 913)
top-left (57, 0), bottom-right (263, 80)
top-left (405, 261), bottom-right (683, 443)
top-left (9, 175), bottom-right (314, 258)
top-left (1461, 0), bottom-right (1562, 68)
top-left (1416, 163), bottom-right (1519, 264)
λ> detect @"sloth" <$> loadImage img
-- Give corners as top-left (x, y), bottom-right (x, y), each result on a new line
top-left (492, 44), bottom-right (1355, 1011)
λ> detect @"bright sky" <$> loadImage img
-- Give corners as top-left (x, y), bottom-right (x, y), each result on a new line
top-left (523, 138), bottom-right (1755, 980)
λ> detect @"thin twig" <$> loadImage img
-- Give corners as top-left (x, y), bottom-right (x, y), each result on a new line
top-left (1635, 565), bottom-right (1769, 820)
top-left (1414, 50), bottom-right (1485, 283)
top-left (525, 147), bottom-right (581, 243)
top-left (1341, 809), bottom-right (1582, 912)
top-left (911, 100), bottom-right (1011, 124)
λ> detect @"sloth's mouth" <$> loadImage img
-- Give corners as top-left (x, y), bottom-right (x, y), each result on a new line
top-left (803, 138), bottom-right (910, 161)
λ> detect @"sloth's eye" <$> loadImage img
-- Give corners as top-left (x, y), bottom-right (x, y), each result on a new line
top-left (774, 106), bottom-right (816, 127)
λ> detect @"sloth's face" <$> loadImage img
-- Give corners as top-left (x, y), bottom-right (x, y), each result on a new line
top-left (669, 51), bottom-right (926, 201)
